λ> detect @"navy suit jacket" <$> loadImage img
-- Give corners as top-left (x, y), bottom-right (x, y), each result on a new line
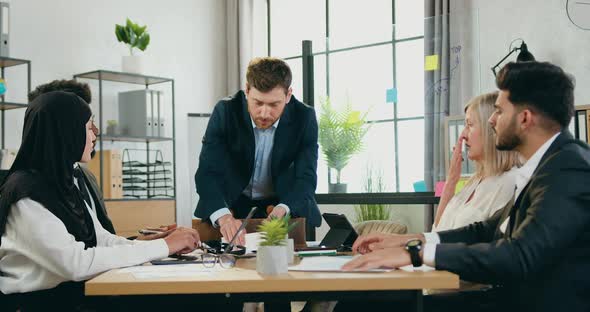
top-left (194, 90), bottom-right (321, 227)
top-left (435, 131), bottom-right (590, 311)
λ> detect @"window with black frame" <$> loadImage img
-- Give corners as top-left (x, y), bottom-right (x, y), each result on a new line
top-left (268, 0), bottom-right (425, 195)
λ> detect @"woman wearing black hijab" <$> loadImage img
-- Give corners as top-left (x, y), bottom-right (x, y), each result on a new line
top-left (0, 91), bottom-right (200, 311)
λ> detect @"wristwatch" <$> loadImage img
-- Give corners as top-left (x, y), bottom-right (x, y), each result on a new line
top-left (405, 239), bottom-right (423, 267)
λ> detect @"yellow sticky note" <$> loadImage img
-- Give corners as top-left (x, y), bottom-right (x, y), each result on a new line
top-left (454, 178), bottom-right (468, 194)
top-left (425, 54), bottom-right (439, 71)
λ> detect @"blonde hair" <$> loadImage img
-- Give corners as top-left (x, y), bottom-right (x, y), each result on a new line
top-left (465, 92), bottom-right (521, 179)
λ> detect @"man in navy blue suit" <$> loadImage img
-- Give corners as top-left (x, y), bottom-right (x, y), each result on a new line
top-left (194, 57), bottom-right (320, 245)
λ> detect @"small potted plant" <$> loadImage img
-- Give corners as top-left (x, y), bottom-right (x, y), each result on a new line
top-left (106, 120), bottom-right (118, 136)
top-left (256, 216), bottom-right (297, 275)
top-left (115, 18), bottom-right (150, 74)
top-left (355, 165), bottom-right (392, 222)
top-left (319, 97), bottom-right (370, 193)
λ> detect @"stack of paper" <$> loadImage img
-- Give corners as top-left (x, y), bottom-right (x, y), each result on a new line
top-left (117, 264), bottom-right (223, 279)
top-left (288, 256), bottom-right (392, 272)
top-left (399, 264), bottom-right (435, 272)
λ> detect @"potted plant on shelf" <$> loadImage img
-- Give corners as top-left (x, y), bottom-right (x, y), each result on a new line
top-left (354, 165), bottom-right (392, 222)
top-left (115, 18), bottom-right (150, 74)
top-left (354, 165), bottom-right (409, 234)
top-left (256, 216), bottom-right (297, 275)
top-left (106, 120), bottom-right (118, 136)
top-left (319, 97), bottom-right (369, 193)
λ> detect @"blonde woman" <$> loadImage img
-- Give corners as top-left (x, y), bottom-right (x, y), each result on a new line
top-left (433, 92), bottom-right (521, 232)
top-left (422, 92), bottom-right (521, 296)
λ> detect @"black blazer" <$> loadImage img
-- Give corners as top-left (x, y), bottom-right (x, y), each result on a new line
top-left (435, 132), bottom-right (590, 311)
top-left (194, 91), bottom-right (321, 227)
top-left (79, 166), bottom-right (116, 234)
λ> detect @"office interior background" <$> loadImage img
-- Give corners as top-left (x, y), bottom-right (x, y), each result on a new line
top-left (0, 0), bottom-right (588, 239)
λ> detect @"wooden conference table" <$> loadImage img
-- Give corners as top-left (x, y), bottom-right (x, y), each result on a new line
top-left (85, 257), bottom-right (459, 312)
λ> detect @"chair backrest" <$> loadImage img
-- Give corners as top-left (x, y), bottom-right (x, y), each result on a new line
top-left (354, 220), bottom-right (408, 236)
top-left (0, 169), bottom-right (8, 185)
top-left (192, 218), bottom-right (307, 248)
top-left (0, 292), bottom-right (19, 311)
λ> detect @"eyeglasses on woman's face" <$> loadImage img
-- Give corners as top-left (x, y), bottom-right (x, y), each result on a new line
top-left (90, 115), bottom-right (99, 136)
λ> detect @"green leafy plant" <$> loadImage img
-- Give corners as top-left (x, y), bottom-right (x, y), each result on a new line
top-left (115, 18), bottom-right (150, 55)
top-left (258, 216), bottom-right (298, 246)
top-left (318, 97), bottom-right (370, 184)
top-left (354, 165), bottom-right (392, 222)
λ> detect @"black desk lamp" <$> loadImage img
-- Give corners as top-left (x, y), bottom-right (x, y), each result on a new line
top-left (491, 40), bottom-right (535, 76)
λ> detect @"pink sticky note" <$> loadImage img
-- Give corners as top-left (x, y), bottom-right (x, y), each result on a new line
top-left (434, 181), bottom-right (445, 197)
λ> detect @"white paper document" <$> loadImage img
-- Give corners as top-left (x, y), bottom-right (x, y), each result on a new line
top-left (288, 256), bottom-right (392, 272)
top-left (399, 264), bottom-right (435, 272)
top-left (117, 264), bottom-right (223, 279)
top-left (244, 232), bottom-right (263, 253)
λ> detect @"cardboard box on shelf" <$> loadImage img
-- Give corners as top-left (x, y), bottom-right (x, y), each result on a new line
top-left (87, 149), bottom-right (123, 199)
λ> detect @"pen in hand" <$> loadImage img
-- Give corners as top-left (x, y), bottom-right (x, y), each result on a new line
top-left (224, 206), bottom-right (257, 254)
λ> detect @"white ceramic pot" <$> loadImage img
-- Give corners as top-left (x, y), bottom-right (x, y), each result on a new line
top-left (256, 245), bottom-right (288, 275)
top-left (122, 55), bottom-right (143, 74)
top-left (285, 238), bottom-right (295, 265)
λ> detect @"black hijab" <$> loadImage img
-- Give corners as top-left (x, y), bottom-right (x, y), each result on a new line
top-left (0, 91), bottom-right (96, 248)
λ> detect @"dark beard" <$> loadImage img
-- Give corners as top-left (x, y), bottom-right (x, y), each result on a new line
top-left (496, 117), bottom-right (521, 151)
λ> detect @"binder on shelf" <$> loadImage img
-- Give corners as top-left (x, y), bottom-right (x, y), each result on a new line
top-left (154, 91), bottom-right (165, 137)
top-left (158, 117), bottom-right (166, 137)
top-left (586, 110), bottom-right (590, 144)
top-left (0, 3), bottom-right (9, 57)
top-left (577, 110), bottom-right (587, 143)
top-left (0, 149), bottom-right (16, 169)
top-left (146, 117), bottom-right (153, 137)
top-left (87, 149), bottom-right (123, 199)
top-left (118, 89), bottom-right (163, 137)
top-left (568, 116), bottom-right (576, 137)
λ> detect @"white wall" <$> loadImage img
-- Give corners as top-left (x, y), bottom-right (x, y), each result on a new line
top-left (4, 0), bottom-right (228, 226)
top-left (453, 0), bottom-right (590, 104)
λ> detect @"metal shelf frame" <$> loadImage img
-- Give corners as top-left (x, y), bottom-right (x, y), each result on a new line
top-left (74, 70), bottom-right (177, 208)
top-left (0, 56), bottom-right (31, 149)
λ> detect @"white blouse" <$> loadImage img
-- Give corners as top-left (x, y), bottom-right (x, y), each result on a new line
top-left (0, 198), bottom-right (169, 294)
top-left (433, 168), bottom-right (517, 232)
